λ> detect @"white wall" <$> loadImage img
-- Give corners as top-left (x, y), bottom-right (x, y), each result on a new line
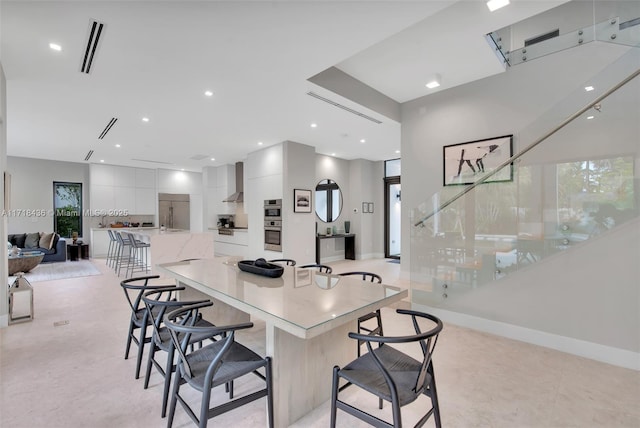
top-left (348, 159), bottom-right (385, 260)
top-left (283, 141), bottom-right (317, 264)
top-left (157, 169), bottom-right (203, 232)
top-left (401, 42), bottom-right (640, 357)
top-left (6, 157), bottom-right (90, 237)
top-left (1, 63), bottom-right (8, 326)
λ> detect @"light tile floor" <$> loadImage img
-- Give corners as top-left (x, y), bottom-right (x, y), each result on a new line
top-left (1, 258), bottom-right (638, 428)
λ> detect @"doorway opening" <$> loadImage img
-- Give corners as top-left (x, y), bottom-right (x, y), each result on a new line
top-left (384, 159), bottom-right (401, 259)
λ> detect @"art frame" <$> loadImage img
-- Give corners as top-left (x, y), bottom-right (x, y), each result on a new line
top-left (293, 188), bottom-right (312, 213)
top-left (443, 135), bottom-right (513, 186)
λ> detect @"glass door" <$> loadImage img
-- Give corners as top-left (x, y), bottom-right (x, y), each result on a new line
top-left (384, 176), bottom-right (401, 259)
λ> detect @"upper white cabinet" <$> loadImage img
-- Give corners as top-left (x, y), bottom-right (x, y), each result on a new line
top-left (136, 168), bottom-right (156, 188)
top-left (90, 164), bottom-right (157, 215)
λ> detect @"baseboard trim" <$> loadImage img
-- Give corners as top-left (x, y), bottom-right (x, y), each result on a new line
top-left (412, 303), bottom-right (640, 371)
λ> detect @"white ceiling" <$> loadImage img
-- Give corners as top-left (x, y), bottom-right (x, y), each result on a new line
top-left (0, 0), bottom-right (567, 171)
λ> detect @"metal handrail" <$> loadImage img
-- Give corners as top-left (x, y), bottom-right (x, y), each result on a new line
top-left (414, 66), bottom-right (640, 228)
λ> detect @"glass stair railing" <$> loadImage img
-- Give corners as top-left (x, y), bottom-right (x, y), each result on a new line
top-left (409, 44), bottom-right (640, 310)
top-left (487, 0), bottom-right (640, 68)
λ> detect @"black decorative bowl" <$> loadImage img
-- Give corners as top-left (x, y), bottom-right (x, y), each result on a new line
top-left (237, 258), bottom-right (285, 278)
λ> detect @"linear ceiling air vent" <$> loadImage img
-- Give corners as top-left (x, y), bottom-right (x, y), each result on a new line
top-left (98, 117), bottom-right (117, 139)
top-left (306, 91), bottom-right (382, 124)
top-left (80, 19), bottom-right (106, 74)
top-left (131, 158), bottom-right (174, 165)
top-left (189, 154), bottom-right (209, 160)
top-left (524, 29), bottom-right (560, 47)
top-left (84, 150), bottom-right (94, 161)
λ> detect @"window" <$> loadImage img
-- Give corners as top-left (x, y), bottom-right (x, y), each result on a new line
top-left (54, 182), bottom-right (82, 238)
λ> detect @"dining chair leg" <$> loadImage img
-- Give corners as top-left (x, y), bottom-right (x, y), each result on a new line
top-left (266, 357), bottom-right (274, 428)
top-left (144, 341), bottom-right (157, 389)
top-left (135, 324), bottom-right (147, 379)
top-left (330, 365), bottom-right (339, 428)
top-left (161, 346), bottom-right (176, 418)
top-left (125, 323), bottom-right (135, 359)
top-left (167, 369), bottom-right (181, 428)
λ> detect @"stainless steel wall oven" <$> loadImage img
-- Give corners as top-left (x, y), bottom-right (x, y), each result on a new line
top-left (264, 199), bottom-right (282, 251)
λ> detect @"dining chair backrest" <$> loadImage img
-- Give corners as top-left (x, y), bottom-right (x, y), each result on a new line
top-left (351, 309), bottom-right (442, 393)
top-left (338, 271), bottom-right (382, 283)
top-left (269, 258), bottom-right (297, 266)
top-left (142, 286), bottom-right (209, 340)
top-left (164, 302), bottom-right (254, 380)
top-left (300, 263), bottom-right (333, 274)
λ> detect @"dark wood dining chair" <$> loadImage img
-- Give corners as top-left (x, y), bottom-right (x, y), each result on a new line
top-left (165, 301), bottom-right (274, 428)
top-left (339, 271), bottom-right (383, 357)
top-left (330, 309), bottom-right (443, 428)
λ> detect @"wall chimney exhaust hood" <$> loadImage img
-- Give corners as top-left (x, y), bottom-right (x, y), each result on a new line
top-left (223, 162), bottom-right (244, 202)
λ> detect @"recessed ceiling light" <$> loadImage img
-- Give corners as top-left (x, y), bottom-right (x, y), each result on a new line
top-left (49, 43), bottom-right (62, 51)
top-left (210, 157), bottom-right (215, 161)
top-left (487, 0), bottom-right (509, 12)
top-left (258, 141), bottom-right (263, 146)
top-left (310, 123), bottom-right (317, 128)
top-left (585, 86), bottom-right (595, 92)
top-left (142, 117), bottom-right (149, 122)
top-left (100, 159), bottom-right (105, 163)
top-left (204, 90), bottom-right (213, 97)
top-left (587, 115), bottom-right (595, 120)
top-left (360, 139), bottom-right (366, 143)
top-left (115, 144), bottom-right (121, 148)
top-left (395, 150), bottom-right (401, 154)
top-left (331, 153), bottom-right (336, 156)
top-left (181, 168), bottom-right (185, 171)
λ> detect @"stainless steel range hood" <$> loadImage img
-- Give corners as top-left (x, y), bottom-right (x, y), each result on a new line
top-left (223, 162), bottom-right (244, 202)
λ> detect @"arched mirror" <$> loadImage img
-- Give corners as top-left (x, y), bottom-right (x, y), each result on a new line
top-left (315, 179), bottom-right (342, 222)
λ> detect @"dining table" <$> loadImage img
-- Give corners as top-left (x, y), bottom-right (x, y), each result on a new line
top-left (156, 257), bottom-right (408, 427)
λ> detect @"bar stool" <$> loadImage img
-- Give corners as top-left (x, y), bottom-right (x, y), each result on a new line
top-left (114, 231), bottom-right (133, 277)
top-left (106, 229), bottom-right (118, 268)
top-left (124, 232), bottom-right (150, 278)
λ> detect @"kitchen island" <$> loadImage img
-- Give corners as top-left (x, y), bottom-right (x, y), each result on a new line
top-left (90, 227), bottom-right (215, 273)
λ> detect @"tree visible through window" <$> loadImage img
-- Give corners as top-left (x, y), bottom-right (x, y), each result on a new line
top-left (54, 182), bottom-right (82, 238)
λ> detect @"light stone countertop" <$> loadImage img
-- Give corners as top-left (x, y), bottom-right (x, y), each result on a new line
top-left (156, 257), bottom-right (407, 339)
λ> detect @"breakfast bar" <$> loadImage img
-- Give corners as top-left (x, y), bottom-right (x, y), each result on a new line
top-left (156, 257), bottom-right (407, 427)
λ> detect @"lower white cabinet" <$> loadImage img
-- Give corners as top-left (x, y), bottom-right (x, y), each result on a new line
top-left (213, 230), bottom-right (248, 257)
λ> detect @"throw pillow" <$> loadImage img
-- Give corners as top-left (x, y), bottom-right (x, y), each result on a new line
top-left (14, 233), bottom-right (27, 248)
top-left (25, 232), bottom-right (40, 249)
top-left (39, 232), bottom-right (56, 250)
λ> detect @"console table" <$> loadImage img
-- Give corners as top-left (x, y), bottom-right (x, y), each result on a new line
top-left (316, 233), bottom-right (355, 263)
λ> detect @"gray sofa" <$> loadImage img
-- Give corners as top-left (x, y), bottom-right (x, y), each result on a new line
top-left (8, 232), bottom-right (67, 262)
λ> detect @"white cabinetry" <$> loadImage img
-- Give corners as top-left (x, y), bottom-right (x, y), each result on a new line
top-left (90, 164), bottom-right (156, 215)
top-left (90, 229), bottom-right (112, 258)
top-left (213, 230), bottom-right (248, 257)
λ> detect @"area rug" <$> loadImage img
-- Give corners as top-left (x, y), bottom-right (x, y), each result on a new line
top-left (12, 260), bottom-right (102, 283)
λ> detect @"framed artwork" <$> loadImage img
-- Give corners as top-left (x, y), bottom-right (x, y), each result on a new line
top-left (293, 189), bottom-right (312, 213)
top-left (443, 135), bottom-right (513, 186)
top-left (368, 202), bottom-right (374, 213)
top-left (362, 202), bottom-right (369, 213)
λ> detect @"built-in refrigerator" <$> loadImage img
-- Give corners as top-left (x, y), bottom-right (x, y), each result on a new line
top-left (158, 193), bottom-right (190, 230)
